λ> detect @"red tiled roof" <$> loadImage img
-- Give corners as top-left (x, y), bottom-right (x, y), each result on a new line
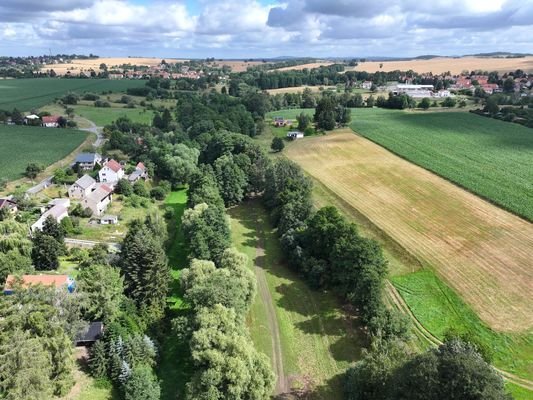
top-left (105, 159), bottom-right (122, 173)
top-left (42, 115), bottom-right (61, 123)
top-left (0, 198), bottom-right (16, 209)
top-left (4, 274), bottom-right (69, 290)
top-left (136, 162), bottom-right (145, 171)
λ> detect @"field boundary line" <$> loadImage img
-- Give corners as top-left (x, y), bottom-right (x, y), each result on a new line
top-left (385, 281), bottom-right (533, 391)
top-left (349, 125), bottom-right (533, 223)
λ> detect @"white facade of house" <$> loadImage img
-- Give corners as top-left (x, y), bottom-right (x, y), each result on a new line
top-left (362, 81), bottom-right (373, 89)
top-left (98, 161), bottom-right (124, 183)
top-left (287, 131), bottom-right (304, 140)
top-left (31, 202), bottom-right (69, 232)
top-left (82, 185), bottom-right (112, 216)
top-left (435, 90), bottom-right (452, 97)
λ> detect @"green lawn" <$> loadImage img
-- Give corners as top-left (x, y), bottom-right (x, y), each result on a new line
top-left (506, 382), bottom-right (533, 400)
top-left (72, 104), bottom-right (154, 126)
top-left (349, 108), bottom-right (533, 221)
top-left (229, 201), bottom-right (363, 398)
top-left (391, 269), bottom-right (533, 380)
top-left (0, 124), bottom-right (88, 181)
top-left (157, 189), bottom-right (192, 400)
top-left (0, 78), bottom-right (146, 111)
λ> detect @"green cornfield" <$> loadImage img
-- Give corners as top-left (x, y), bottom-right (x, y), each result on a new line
top-left (0, 125), bottom-right (88, 181)
top-left (0, 78), bottom-right (146, 111)
top-left (350, 108), bottom-right (533, 221)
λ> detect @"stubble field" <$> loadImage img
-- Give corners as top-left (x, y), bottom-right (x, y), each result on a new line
top-left (352, 56), bottom-right (533, 74)
top-left (286, 130), bottom-right (533, 333)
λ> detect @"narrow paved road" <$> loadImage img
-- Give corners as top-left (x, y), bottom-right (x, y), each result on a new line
top-left (79, 118), bottom-right (104, 148)
top-left (254, 227), bottom-right (289, 395)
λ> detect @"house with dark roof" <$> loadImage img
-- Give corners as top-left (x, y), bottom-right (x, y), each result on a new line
top-left (68, 174), bottom-right (97, 199)
top-left (74, 153), bottom-right (102, 170)
top-left (75, 322), bottom-right (104, 346)
top-left (0, 198), bottom-right (17, 214)
top-left (4, 274), bottom-right (76, 294)
top-left (99, 159), bottom-right (124, 183)
top-left (82, 184), bottom-right (113, 216)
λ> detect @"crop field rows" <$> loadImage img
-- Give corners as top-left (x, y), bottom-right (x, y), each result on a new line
top-left (349, 108), bottom-right (533, 221)
top-left (0, 78), bottom-right (146, 111)
top-left (286, 130), bottom-right (533, 333)
top-left (0, 125), bottom-right (88, 181)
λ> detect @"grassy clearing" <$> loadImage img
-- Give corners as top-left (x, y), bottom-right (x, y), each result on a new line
top-left (350, 108), bottom-right (533, 221)
top-left (72, 105), bottom-right (154, 126)
top-left (285, 130), bottom-right (533, 333)
top-left (267, 108), bottom-right (315, 120)
top-left (392, 269), bottom-right (533, 379)
top-left (506, 382), bottom-right (533, 400)
top-left (0, 78), bottom-right (146, 111)
top-left (157, 189), bottom-right (192, 400)
top-left (229, 201), bottom-right (363, 398)
top-left (0, 125), bottom-right (88, 181)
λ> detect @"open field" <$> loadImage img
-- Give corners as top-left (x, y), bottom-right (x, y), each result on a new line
top-left (207, 60), bottom-right (266, 72)
top-left (72, 105), bottom-right (154, 126)
top-left (0, 125), bottom-right (88, 181)
top-left (352, 56), bottom-right (533, 74)
top-left (350, 108), bottom-right (533, 221)
top-left (0, 78), bottom-right (146, 111)
top-left (229, 201), bottom-right (363, 398)
top-left (392, 269), bottom-right (532, 379)
top-left (273, 62), bottom-right (336, 71)
top-left (41, 57), bottom-right (187, 75)
top-left (285, 130), bottom-right (533, 333)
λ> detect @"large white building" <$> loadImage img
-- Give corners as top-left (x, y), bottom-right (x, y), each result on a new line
top-left (394, 84), bottom-right (434, 98)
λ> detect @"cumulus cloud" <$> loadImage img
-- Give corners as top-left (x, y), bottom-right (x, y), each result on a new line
top-left (0, 0), bottom-right (532, 57)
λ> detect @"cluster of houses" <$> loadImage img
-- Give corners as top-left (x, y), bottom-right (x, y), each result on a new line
top-left (104, 64), bottom-right (203, 80)
top-left (5, 114), bottom-right (64, 127)
top-left (363, 72), bottom-right (533, 97)
top-left (28, 153), bottom-right (147, 233)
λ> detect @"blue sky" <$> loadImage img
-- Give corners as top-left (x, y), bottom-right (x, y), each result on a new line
top-left (0, 0), bottom-right (532, 58)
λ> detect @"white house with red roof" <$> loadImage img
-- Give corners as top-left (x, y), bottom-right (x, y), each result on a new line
top-left (99, 159), bottom-right (124, 183)
top-left (42, 115), bottom-right (61, 127)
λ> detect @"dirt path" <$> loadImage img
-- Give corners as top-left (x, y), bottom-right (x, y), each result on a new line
top-left (254, 232), bottom-right (290, 395)
top-left (385, 281), bottom-right (533, 391)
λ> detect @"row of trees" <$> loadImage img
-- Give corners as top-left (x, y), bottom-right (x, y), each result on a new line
top-left (179, 132), bottom-right (276, 398)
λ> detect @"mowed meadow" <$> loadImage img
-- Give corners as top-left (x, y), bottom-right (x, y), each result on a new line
top-left (350, 108), bottom-right (533, 221)
top-left (285, 130), bottom-right (533, 333)
top-left (0, 78), bottom-right (146, 110)
top-left (0, 125), bottom-right (88, 181)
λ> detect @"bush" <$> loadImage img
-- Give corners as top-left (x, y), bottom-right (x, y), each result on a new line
top-left (133, 181), bottom-right (149, 198)
top-left (82, 93), bottom-right (100, 101)
top-left (115, 179), bottom-right (133, 196)
top-left (150, 187), bottom-right (167, 200)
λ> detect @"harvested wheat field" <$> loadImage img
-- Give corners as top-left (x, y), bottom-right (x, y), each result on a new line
top-left (353, 56), bottom-right (533, 74)
top-left (273, 61), bottom-right (335, 71)
top-left (41, 57), bottom-right (187, 75)
top-left (286, 130), bottom-right (533, 332)
top-left (265, 85), bottom-right (337, 94)
top-left (208, 60), bottom-right (266, 72)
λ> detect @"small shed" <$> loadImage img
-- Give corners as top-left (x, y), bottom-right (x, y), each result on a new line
top-left (287, 131), bottom-right (304, 140)
top-left (75, 322), bottom-right (104, 346)
top-left (100, 215), bottom-right (118, 225)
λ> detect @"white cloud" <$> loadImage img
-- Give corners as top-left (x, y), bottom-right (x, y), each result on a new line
top-left (0, 0), bottom-right (532, 57)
